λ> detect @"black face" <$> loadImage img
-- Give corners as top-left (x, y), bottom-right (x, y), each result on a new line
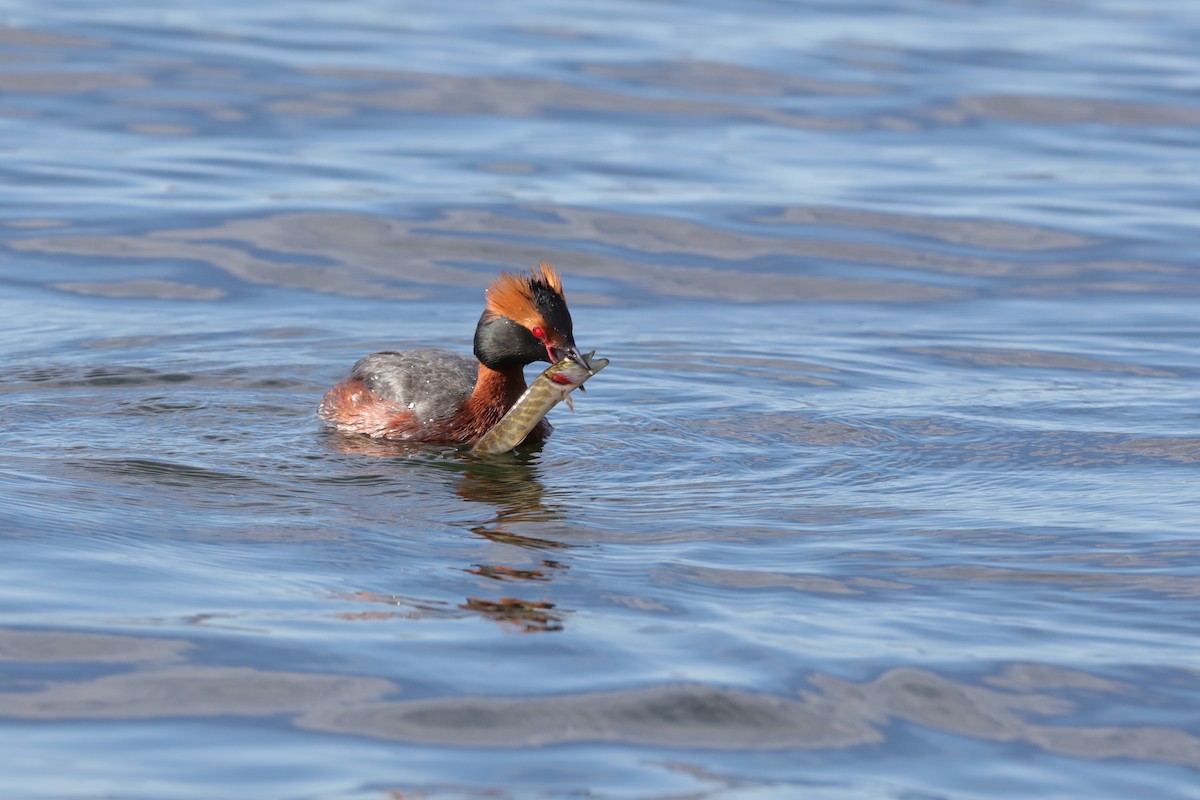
top-left (473, 313), bottom-right (550, 369)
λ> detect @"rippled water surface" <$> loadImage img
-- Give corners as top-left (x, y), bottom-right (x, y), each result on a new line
top-left (3, 1), bottom-right (1200, 798)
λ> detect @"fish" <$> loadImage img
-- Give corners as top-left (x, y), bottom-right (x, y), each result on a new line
top-left (471, 351), bottom-right (609, 456)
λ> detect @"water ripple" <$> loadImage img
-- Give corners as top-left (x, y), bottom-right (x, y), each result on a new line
top-left (2, 1), bottom-right (1200, 797)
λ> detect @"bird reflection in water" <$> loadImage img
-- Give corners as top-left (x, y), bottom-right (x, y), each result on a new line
top-left (324, 435), bottom-right (573, 632)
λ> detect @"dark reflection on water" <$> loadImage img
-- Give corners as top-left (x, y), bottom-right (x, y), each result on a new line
top-left (3, 0), bottom-right (1200, 798)
top-left (322, 439), bottom-right (577, 631)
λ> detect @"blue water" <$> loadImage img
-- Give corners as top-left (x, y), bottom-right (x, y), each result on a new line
top-left (3, 1), bottom-right (1200, 798)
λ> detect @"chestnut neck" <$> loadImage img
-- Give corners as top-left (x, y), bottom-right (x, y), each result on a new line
top-left (475, 362), bottom-right (527, 405)
top-left (459, 362), bottom-right (528, 438)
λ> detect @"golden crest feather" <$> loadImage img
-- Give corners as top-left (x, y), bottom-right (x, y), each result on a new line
top-left (484, 262), bottom-right (564, 328)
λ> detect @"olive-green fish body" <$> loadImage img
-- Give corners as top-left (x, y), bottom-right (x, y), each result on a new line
top-left (471, 352), bottom-right (608, 456)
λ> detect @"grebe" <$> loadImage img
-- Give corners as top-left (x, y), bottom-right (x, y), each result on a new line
top-left (318, 263), bottom-right (585, 444)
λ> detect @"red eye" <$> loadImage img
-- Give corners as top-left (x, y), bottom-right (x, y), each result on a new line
top-left (531, 326), bottom-right (545, 340)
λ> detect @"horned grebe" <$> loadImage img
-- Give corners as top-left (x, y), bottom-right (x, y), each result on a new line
top-left (318, 263), bottom-right (584, 444)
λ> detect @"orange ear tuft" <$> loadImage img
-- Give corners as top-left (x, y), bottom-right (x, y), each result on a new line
top-left (485, 263), bottom-right (565, 327)
top-left (485, 270), bottom-right (539, 326)
top-left (533, 261), bottom-right (563, 294)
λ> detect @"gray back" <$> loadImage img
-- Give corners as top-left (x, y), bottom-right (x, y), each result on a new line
top-left (351, 349), bottom-right (477, 425)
